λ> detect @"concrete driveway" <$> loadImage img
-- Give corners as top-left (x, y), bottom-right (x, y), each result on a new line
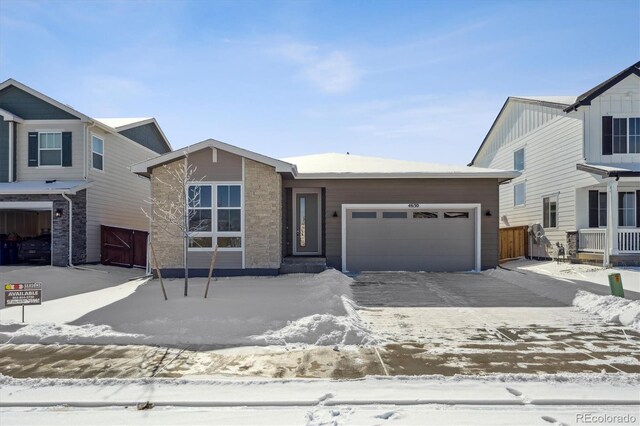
top-left (351, 271), bottom-right (565, 308)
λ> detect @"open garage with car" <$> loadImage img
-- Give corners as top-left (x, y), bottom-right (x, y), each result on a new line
top-left (0, 202), bottom-right (52, 264)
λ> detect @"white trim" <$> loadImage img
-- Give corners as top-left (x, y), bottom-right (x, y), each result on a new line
top-left (341, 203), bottom-right (482, 273)
top-left (241, 158), bottom-right (245, 269)
top-left (0, 181), bottom-right (93, 195)
top-left (0, 201), bottom-right (53, 210)
top-left (0, 108), bottom-right (24, 123)
top-left (294, 172), bottom-right (518, 180)
top-left (131, 139), bottom-right (296, 176)
top-left (292, 188), bottom-right (322, 256)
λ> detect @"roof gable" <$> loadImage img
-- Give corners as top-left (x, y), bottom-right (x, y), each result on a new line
top-left (0, 84), bottom-right (81, 120)
top-left (564, 61), bottom-right (640, 112)
top-left (119, 122), bottom-right (171, 154)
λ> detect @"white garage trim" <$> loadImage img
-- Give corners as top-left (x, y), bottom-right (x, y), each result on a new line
top-left (341, 203), bottom-right (482, 273)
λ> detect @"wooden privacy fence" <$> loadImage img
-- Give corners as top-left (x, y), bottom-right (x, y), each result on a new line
top-left (101, 225), bottom-right (148, 268)
top-left (499, 225), bottom-right (529, 261)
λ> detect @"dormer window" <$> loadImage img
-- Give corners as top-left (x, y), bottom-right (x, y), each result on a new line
top-left (603, 116), bottom-right (640, 154)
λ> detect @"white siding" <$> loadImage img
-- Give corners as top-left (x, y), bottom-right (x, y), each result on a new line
top-left (85, 128), bottom-right (159, 262)
top-left (584, 74), bottom-right (640, 164)
top-left (474, 101), bottom-right (566, 168)
top-left (16, 120), bottom-right (86, 181)
top-left (484, 102), bottom-right (600, 251)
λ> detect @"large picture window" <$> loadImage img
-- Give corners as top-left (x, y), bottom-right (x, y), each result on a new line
top-left (611, 117), bottom-right (640, 154)
top-left (187, 183), bottom-right (242, 250)
top-left (39, 132), bottom-right (62, 166)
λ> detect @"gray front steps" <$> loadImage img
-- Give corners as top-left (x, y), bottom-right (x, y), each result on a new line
top-left (280, 257), bottom-right (327, 274)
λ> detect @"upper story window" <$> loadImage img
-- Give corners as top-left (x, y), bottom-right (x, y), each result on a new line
top-left (542, 195), bottom-right (558, 228)
top-left (603, 116), bottom-right (640, 155)
top-left (514, 182), bottom-right (526, 206)
top-left (91, 135), bottom-right (104, 170)
top-left (39, 132), bottom-right (62, 166)
top-left (513, 148), bottom-right (525, 171)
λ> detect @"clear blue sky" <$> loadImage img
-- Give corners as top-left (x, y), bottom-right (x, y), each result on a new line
top-left (1, 0), bottom-right (638, 164)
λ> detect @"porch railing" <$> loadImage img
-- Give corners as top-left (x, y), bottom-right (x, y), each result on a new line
top-left (578, 229), bottom-right (605, 253)
top-left (578, 228), bottom-right (640, 254)
top-left (618, 229), bottom-right (640, 253)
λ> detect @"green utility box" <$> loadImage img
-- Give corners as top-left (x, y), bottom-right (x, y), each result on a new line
top-left (608, 273), bottom-right (625, 298)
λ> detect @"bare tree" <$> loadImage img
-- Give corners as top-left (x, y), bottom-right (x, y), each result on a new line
top-left (143, 152), bottom-right (209, 297)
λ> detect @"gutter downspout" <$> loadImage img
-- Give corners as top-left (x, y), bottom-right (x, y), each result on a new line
top-left (61, 192), bottom-right (74, 267)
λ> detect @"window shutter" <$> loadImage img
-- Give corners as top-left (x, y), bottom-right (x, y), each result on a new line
top-left (588, 190), bottom-right (599, 228)
top-left (602, 116), bottom-right (613, 155)
top-left (636, 191), bottom-right (640, 228)
top-left (61, 132), bottom-right (72, 167)
top-left (28, 132), bottom-right (38, 167)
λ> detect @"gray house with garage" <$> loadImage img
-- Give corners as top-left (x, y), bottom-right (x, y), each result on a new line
top-left (132, 139), bottom-right (519, 276)
top-left (0, 79), bottom-right (171, 266)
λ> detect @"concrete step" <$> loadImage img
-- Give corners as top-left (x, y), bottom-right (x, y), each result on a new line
top-left (280, 257), bottom-right (327, 274)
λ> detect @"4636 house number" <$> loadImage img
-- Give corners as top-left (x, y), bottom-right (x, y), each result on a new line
top-left (408, 203), bottom-right (420, 208)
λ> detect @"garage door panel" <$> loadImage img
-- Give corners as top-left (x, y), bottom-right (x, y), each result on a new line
top-left (345, 207), bottom-right (476, 272)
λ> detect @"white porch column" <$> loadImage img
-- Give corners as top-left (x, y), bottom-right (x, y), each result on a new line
top-left (606, 178), bottom-right (619, 262)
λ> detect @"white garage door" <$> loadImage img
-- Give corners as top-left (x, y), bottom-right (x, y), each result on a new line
top-left (344, 205), bottom-right (479, 272)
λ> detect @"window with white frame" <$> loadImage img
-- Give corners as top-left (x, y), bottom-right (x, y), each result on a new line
top-left (91, 135), bottom-right (104, 170)
top-left (514, 182), bottom-right (525, 206)
top-left (513, 148), bottom-right (524, 171)
top-left (216, 184), bottom-right (242, 248)
top-left (599, 192), bottom-right (607, 227)
top-left (187, 184), bottom-right (242, 250)
top-left (38, 132), bottom-right (62, 166)
top-left (543, 195), bottom-right (558, 228)
top-left (613, 117), bottom-right (640, 154)
top-left (619, 192), bottom-right (636, 227)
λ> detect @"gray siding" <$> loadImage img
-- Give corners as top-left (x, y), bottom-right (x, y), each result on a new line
top-left (0, 117), bottom-right (8, 182)
top-left (119, 123), bottom-right (170, 154)
top-left (188, 251), bottom-right (242, 269)
top-left (283, 178), bottom-right (500, 270)
top-left (187, 148), bottom-right (243, 181)
top-left (0, 86), bottom-right (80, 120)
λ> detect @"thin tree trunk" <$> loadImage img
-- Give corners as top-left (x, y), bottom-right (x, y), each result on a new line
top-left (204, 245), bottom-right (218, 299)
top-left (149, 242), bottom-right (168, 301)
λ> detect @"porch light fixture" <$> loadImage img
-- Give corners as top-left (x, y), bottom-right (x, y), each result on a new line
top-left (333, 211), bottom-right (338, 218)
top-left (55, 208), bottom-right (63, 218)
top-left (485, 210), bottom-right (492, 217)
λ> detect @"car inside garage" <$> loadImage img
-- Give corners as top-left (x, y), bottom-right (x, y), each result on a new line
top-left (343, 204), bottom-right (480, 273)
top-left (0, 207), bottom-right (52, 265)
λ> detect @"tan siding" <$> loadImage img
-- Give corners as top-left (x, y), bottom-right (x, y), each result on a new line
top-left (284, 178), bottom-right (500, 269)
top-left (16, 121), bottom-right (85, 181)
top-left (244, 159), bottom-right (282, 269)
top-left (84, 128), bottom-right (158, 262)
top-left (188, 148), bottom-right (242, 181)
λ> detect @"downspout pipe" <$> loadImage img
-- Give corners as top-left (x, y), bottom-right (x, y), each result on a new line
top-left (61, 192), bottom-right (74, 267)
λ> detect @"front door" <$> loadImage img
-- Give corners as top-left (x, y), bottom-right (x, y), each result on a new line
top-left (293, 189), bottom-right (321, 255)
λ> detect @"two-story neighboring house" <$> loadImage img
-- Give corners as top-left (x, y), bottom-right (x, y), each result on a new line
top-left (0, 79), bottom-right (171, 266)
top-left (470, 62), bottom-right (640, 266)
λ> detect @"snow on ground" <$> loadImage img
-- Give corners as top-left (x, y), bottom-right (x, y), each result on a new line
top-left (511, 259), bottom-right (640, 293)
top-left (0, 269), bottom-right (377, 348)
top-left (1, 374), bottom-right (639, 426)
top-left (573, 290), bottom-right (640, 331)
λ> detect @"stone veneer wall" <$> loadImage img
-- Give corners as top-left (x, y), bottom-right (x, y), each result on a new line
top-left (150, 161), bottom-right (185, 269)
top-left (0, 190), bottom-right (86, 266)
top-left (244, 158), bottom-right (282, 268)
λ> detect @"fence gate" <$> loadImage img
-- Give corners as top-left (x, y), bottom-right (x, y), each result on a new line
top-left (499, 225), bottom-right (529, 261)
top-left (101, 225), bottom-right (148, 268)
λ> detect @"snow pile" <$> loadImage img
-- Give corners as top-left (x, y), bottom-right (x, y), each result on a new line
top-left (0, 269), bottom-right (374, 347)
top-left (250, 272), bottom-right (379, 346)
top-left (573, 290), bottom-right (640, 331)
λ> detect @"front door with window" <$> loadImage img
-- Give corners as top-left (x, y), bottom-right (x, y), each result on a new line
top-left (293, 189), bottom-right (321, 255)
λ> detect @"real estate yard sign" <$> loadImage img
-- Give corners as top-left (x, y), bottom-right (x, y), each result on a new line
top-left (4, 282), bottom-right (42, 323)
